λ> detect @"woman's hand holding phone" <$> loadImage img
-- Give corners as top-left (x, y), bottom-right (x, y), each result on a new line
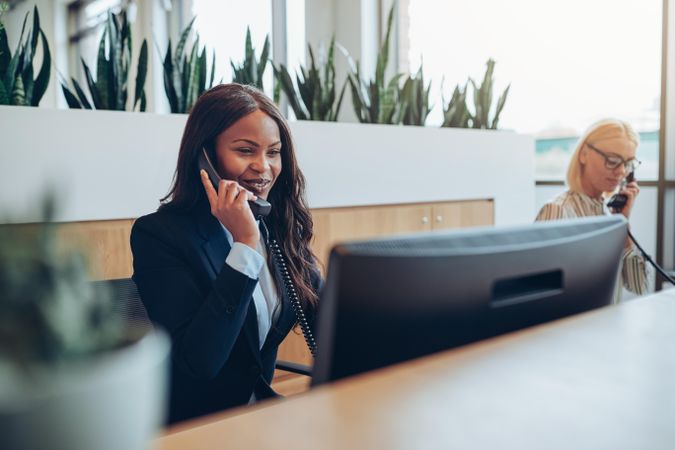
top-left (200, 169), bottom-right (260, 249)
top-left (616, 179), bottom-right (639, 219)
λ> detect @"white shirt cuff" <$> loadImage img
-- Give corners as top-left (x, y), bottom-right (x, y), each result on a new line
top-left (226, 242), bottom-right (264, 279)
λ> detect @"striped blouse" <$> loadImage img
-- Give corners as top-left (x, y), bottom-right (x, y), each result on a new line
top-left (535, 190), bottom-right (649, 302)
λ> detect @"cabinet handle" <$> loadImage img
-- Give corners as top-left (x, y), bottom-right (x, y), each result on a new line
top-left (421, 216), bottom-right (429, 224)
top-left (436, 215), bottom-right (443, 223)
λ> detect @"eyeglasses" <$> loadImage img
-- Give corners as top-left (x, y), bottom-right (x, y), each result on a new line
top-left (586, 142), bottom-right (641, 173)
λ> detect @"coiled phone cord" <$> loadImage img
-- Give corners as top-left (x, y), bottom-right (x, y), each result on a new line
top-left (627, 229), bottom-right (675, 286)
top-left (260, 219), bottom-right (318, 357)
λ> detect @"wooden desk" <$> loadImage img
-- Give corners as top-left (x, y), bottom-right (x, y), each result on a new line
top-left (154, 289), bottom-right (675, 450)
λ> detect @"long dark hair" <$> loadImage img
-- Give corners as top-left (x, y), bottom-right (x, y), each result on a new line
top-left (161, 83), bottom-right (319, 309)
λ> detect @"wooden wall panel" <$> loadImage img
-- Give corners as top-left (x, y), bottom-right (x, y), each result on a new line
top-left (56, 219), bottom-right (135, 280)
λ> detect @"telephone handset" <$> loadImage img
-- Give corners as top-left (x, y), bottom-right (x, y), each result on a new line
top-left (606, 171), bottom-right (635, 211)
top-left (198, 148), bottom-right (272, 218)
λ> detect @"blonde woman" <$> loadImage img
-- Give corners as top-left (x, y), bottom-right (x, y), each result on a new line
top-left (536, 119), bottom-right (648, 300)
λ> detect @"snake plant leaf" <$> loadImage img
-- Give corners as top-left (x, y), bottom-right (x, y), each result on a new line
top-left (0, 78), bottom-right (8, 104)
top-left (81, 58), bottom-right (102, 109)
top-left (274, 63), bottom-right (307, 119)
top-left (197, 48), bottom-right (206, 97)
top-left (60, 83), bottom-right (81, 108)
top-left (244, 27), bottom-right (253, 65)
top-left (3, 12), bottom-right (28, 99)
top-left (11, 73), bottom-right (25, 105)
top-left (331, 80), bottom-right (347, 121)
top-left (442, 82), bottom-right (471, 128)
top-left (348, 73), bottom-right (368, 122)
top-left (160, 41), bottom-right (177, 112)
top-left (272, 64), bottom-right (309, 120)
top-left (96, 28), bottom-right (109, 109)
top-left (491, 83), bottom-right (510, 129)
top-left (258, 35), bottom-right (269, 82)
top-left (133, 40), bottom-right (147, 111)
top-left (0, 23), bottom-right (10, 78)
top-left (174, 16), bottom-right (195, 67)
top-left (375, 6), bottom-right (395, 89)
top-left (185, 39), bottom-right (200, 109)
top-left (70, 77), bottom-right (92, 109)
top-left (30, 30), bottom-right (51, 106)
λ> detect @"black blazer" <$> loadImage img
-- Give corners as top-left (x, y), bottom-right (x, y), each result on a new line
top-left (130, 205), bottom-right (318, 424)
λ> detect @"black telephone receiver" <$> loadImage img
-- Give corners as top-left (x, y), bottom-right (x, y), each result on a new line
top-left (198, 148), bottom-right (272, 218)
top-left (606, 171), bottom-right (635, 211)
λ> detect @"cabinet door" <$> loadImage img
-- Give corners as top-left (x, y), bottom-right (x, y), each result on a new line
top-left (431, 200), bottom-right (494, 230)
top-left (310, 203), bottom-right (433, 267)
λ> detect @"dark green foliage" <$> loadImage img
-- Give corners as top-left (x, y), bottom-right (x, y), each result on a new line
top-left (469, 59), bottom-right (510, 129)
top-left (161, 17), bottom-right (218, 114)
top-left (231, 27), bottom-right (269, 91)
top-left (441, 82), bottom-right (471, 128)
top-left (0, 195), bottom-right (127, 370)
top-left (346, 5), bottom-right (402, 124)
top-left (0, 6), bottom-right (51, 106)
top-left (61, 10), bottom-right (148, 111)
top-left (274, 36), bottom-right (347, 121)
top-left (399, 64), bottom-right (431, 126)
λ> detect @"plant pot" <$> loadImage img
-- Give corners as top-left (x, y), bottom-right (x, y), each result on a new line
top-left (0, 328), bottom-right (170, 450)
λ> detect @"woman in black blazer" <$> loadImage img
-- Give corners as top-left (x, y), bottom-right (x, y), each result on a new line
top-left (131, 84), bottom-right (321, 424)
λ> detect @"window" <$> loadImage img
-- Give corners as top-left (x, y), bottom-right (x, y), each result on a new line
top-left (399, 0), bottom-right (661, 180)
top-left (189, 0), bottom-right (274, 94)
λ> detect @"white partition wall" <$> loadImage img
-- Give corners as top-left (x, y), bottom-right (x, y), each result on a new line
top-left (0, 106), bottom-right (535, 225)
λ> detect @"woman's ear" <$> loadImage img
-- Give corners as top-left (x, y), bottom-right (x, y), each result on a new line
top-left (579, 145), bottom-right (588, 166)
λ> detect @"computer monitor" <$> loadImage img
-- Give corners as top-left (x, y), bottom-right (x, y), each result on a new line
top-left (311, 215), bottom-right (627, 386)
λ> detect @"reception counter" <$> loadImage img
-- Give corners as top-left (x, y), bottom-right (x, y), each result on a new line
top-left (154, 289), bottom-right (675, 450)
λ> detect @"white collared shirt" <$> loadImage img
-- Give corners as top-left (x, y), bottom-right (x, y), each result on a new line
top-left (221, 223), bottom-right (280, 349)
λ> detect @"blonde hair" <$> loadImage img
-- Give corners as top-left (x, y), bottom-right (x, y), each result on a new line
top-left (566, 118), bottom-right (640, 193)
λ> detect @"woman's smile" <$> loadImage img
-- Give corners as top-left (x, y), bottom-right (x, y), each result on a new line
top-left (240, 177), bottom-right (272, 195)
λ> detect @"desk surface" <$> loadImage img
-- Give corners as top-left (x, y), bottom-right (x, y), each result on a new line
top-left (154, 289), bottom-right (675, 450)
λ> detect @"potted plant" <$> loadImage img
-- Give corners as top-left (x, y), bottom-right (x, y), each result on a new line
top-left (0, 5), bottom-right (51, 106)
top-left (231, 26), bottom-right (269, 91)
top-left (160, 17), bottom-right (219, 114)
top-left (346, 5), bottom-right (403, 124)
top-left (273, 36), bottom-right (347, 121)
top-left (0, 196), bottom-right (169, 450)
top-left (61, 9), bottom-right (148, 111)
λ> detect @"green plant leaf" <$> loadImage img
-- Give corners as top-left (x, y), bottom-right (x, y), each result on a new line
top-left (71, 77), bottom-right (92, 109)
top-left (133, 40), bottom-right (148, 110)
top-left (81, 58), bottom-right (102, 109)
top-left (185, 39), bottom-right (200, 110)
top-left (491, 84), bottom-right (510, 129)
top-left (258, 34), bottom-right (269, 82)
top-left (160, 40), bottom-right (178, 112)
top-left (61, 84), bottom-right (81, 108)
top-left (0, 78), bottom-right (9, 104)
top-left (174, 16), bottom-right (195, 68)
top-left (31, 30), bottom-right (51, 106)
top-left (274, 63), bottom-right (307, 119)
top-left (0, 22), bottom-right (10, 78)
top-left (140, 90), bottom-right (146, 112)
top-left (96, 27), bottom-right (109, 109)
top-left (11, 73), bottom-right (26, 105)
